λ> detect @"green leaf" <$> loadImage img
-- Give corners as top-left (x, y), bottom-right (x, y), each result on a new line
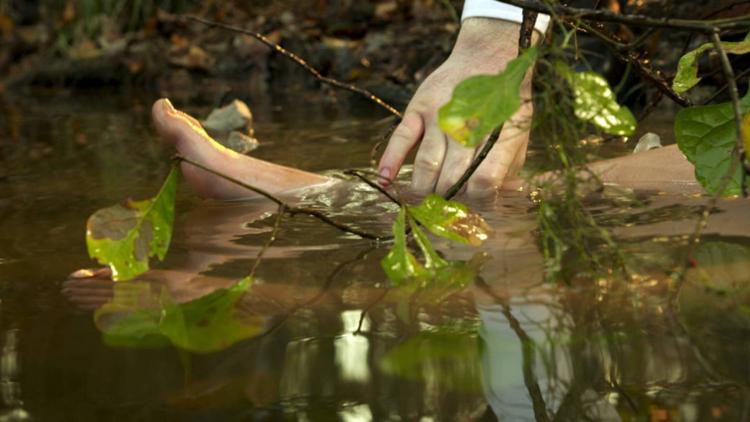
top-left (86, 166), bottom-right (179, 281)
top-left (438, 47), bottom-right (538, 147)
top-left (381, 208), bottom-right (428, 285)
top-left (742, 111), bottom-right (750, 157)
top-left (559, 65), bottom-right (636, 136)
top-left (673, 32), bottom-right (750, 94)
top-left (675, 90), bottom-right (750, 195)
top-left (407, 194), bottom-right (491, 247)
top-left (159, 276), bottom-right (262, 354)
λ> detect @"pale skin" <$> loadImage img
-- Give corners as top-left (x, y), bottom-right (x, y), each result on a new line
top-left (151, 98), bottom-right (700, 200)
top-left (377, 18), bottom-right (537, 195)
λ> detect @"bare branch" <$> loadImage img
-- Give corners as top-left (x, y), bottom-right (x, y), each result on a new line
top-left (500, 0), bottom-right (750, 32)
top-left (173, 155), bottom-right (387, 241)
top-left (183, 15), bottom-right (403, 118)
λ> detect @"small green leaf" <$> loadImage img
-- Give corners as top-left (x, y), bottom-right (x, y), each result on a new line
top-left (160, 276), bottom-right (262, 354)
top-left (673, 43), bottom-right (713, 93)
top-left (381, 208), bottom-right (428, 285)
top-left (86, 166), bottom-right (179, 281)
top-left (407, 194), bottom-right (491, 247)
top-left (438, 47), bottom-right (538, 147)
top-left (559, 65), bottom-right (636, 136)
top-left (673, 33), bottom-right (750, 93)
top-left (742, 111), bottom-right (750, 157)
top-left (675, 90), bottom-right (750, 195)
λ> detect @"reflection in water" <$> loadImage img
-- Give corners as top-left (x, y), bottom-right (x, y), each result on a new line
top-left (4, 94), bottom-right (750, 420)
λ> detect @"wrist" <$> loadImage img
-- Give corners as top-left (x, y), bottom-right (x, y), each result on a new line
top-left (450, 18), bottom-right (523, 72)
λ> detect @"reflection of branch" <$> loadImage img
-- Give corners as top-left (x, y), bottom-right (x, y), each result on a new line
top-left (174, 155), bottom-right (386, 241)
top-left (500, 0), bottom-right (750, 32)
top-left (476, 279), bottom-right (551, 422)
top-left (183, 15), bottom-right (402, 118)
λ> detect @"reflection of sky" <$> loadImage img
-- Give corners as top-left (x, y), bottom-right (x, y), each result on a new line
top-left (335, 310), bottom-right (371, 384)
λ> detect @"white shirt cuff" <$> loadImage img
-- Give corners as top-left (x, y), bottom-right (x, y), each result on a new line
top-left (462, 0), bottom-right (550, 34)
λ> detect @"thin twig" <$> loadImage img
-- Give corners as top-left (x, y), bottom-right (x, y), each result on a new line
top-left (444, 126), bottom-right (504, 199)
top-left (343, 169), bottom-right (403, 206)
top-left (711, 29), bottom-right (747, 197)
top-left (183, 15), bottom-right (403, 118)
top-left (173, 155), bottom-right (386, 240)
top-left (249, 204), bottom-right (286, 278)
top-left (500, 0), bottom-right (750, 32)
top-left (701, 67), bottom-right (750, 105)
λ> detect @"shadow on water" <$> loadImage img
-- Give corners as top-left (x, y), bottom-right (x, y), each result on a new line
top-left (2, 91), bottom-right (750, 420)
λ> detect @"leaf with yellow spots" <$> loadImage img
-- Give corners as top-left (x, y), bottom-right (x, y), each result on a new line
top-left (86, 166), bottom-right (179, 281)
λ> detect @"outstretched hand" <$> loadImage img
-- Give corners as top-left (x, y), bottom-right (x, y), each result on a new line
top-left (377, 18), bottom-right (535, 196)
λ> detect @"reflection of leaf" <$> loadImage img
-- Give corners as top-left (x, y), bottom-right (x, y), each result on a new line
top-left (380, 329), bottom-right (483, 393)
top-left (95, 277), bottom-right (262, 354)
top-left (160, 276), bottom-right (262, 354)
top-left (673, 32), bottom-right (750, 93)
top-left (94, 282), bottom-right (169, 349)
top-left (438, 47), bottom-right (537, 147)
top-left (86, 166), bottom-right (179, 281)
top-left (675, 90), bottom-right (750, 195)
top-left (408, 194), bottom-right (491, 247)
top-left (559, 64), bottom-right (636, 136)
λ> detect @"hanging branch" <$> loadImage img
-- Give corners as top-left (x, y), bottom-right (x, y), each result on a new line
top-left (499, 0), bottom-right (750, 32)
top-left (182, 15), bottom-right (403, 119)
top-left (575, 21), bottom-right (692, 107)
top-left (173, 155), bottom-right (387, 241)
top-left (249, 204), bottom-right (286, 278)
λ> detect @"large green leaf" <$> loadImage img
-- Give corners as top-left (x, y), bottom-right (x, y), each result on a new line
top-left (86, 166), bottom-right (179, 281)
top-left (160, 276), bottom-right (263, 354)
top-left (407, 194), bottom-right (491, 247)
top-left (559, 64), bottom-right (636, 136)
top-left (438, 47), bottom-right (538, 147)
top-left (673, 32), bottom-right (750, 93)
top-left (674, 91), bottom-right (750, 195)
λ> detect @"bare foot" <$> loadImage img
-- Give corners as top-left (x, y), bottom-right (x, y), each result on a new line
top-left (152, 99), bottom-right (330, 200)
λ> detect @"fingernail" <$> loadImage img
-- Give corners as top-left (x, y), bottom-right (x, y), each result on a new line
top-left (163, 98), bottom-right (175, 113)
top-left (378, 167), bottom-right (392, 185)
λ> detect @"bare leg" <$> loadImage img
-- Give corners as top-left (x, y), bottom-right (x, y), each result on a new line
top-left (152, 99), bottom-right (329, 200)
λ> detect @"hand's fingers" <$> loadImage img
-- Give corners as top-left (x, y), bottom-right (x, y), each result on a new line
top-left (378, 112), bottom-right (424, 184)
top-left (435, 139), bottom-right (476, 195)
top-left (467, 105), bottom-right (532, 195)
top-left (411, 124), bottom-right (447, 193)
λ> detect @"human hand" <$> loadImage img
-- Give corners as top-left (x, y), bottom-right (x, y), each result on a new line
top-left (377, 18), bottom-right (535, 196)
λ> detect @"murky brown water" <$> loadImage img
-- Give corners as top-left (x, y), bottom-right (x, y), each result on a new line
top-left (1, 91), bottom-right (749, 421)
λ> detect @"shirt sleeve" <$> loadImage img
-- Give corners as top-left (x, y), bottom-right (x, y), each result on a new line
top-left (462, 0), bottom-right (550, 34)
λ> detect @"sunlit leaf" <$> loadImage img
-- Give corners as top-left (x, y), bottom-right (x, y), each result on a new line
top-left (381, 208), bottom-right (427, 285)
top-left (86, 166), bottom-right (179, 281)
top-left (559, 64), bottom-right (636, 136)
top-left (160, 276), bottom-right (263, 354)
top-left (380, 329), bottom-right (483, 392)
top-left (438, 47), bottom-right (537, 146)
top-left (673, 32), bottom-right (750, 93)
top-left (408, 194), bottom-right (491, 247)
top-left (675, 90), bottom-right (750, 195)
